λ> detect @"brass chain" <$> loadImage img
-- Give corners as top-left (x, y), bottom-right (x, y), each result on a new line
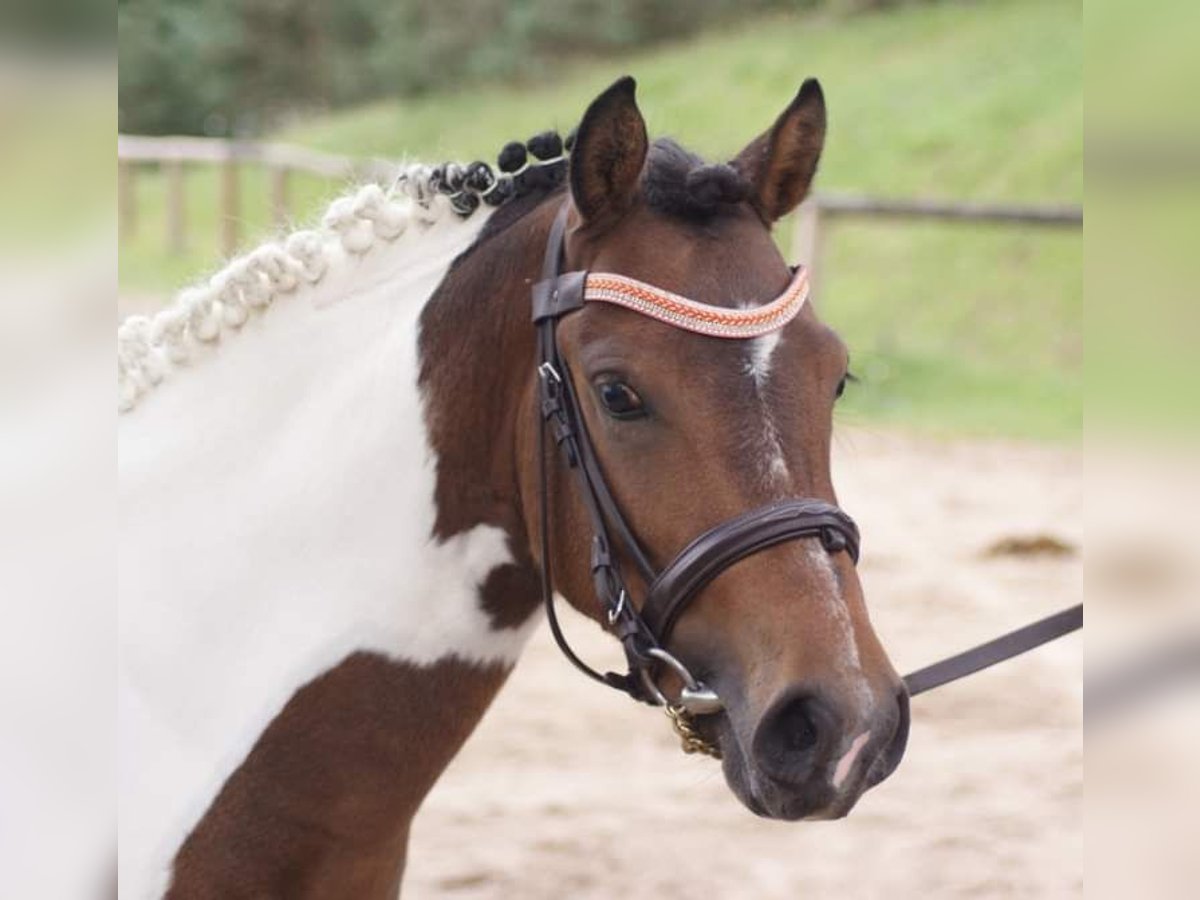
top-left (665, 704), bottom-right (722, 759)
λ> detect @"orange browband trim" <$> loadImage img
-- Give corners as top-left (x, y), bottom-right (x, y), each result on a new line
top-left (583, 266), bottom-right (809, 338)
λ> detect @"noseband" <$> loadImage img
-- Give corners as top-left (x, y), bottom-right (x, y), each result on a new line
top-left (532, 203), bottom-right (860, 758)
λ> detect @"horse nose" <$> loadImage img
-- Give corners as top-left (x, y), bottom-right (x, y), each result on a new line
top-left (752, 686), bottom-right (910, 794)
top-left (751, 688), bottom-right (841, 786)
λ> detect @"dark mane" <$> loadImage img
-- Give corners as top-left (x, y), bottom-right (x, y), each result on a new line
top-left (452, 134), bottom-right (749, 270)
top-left (474, 181), bottom-right (565, 246)
top-left (641, 138), bottom-right (750, 221)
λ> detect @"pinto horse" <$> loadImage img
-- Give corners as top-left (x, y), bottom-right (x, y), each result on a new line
top-left (118, 77), bottom-right (909, 897)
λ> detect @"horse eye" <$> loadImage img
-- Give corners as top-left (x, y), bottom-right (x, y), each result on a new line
top-left (835, 373), bottom-right (855, 400)
top-left (597, 380), bottom-right (646, 419)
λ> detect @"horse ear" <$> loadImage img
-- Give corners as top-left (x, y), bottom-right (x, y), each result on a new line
top-left (733, 79), bottom-right (827, 222)
top-left (569, 76), bottom-right (648, 224)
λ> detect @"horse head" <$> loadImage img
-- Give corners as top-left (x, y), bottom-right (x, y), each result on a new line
top-left (424, 77), bottom-right (908, 821)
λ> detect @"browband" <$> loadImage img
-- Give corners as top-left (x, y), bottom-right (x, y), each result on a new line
top-left (531, 240), bottom-right (808, 340)
top-left (584, 268), bottom-right (809, 338)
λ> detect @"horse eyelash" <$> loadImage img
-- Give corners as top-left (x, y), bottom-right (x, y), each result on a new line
top-left (835, 370), bottom-right (858, 402)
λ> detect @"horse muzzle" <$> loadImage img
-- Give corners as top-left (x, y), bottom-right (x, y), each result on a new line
top-left (717, 682), bottom-right (910, 821)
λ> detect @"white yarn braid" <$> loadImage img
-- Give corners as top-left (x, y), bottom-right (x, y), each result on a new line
top-left (117, 165), bottom-right (470, 413)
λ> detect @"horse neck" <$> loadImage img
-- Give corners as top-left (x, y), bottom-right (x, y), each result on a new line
top-left (418, 196), bottom-right (559, 562)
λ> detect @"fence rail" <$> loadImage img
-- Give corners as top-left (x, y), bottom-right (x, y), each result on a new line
top-left (117, 134), bottom-right (398, 256)
top-left (808, 194), bottom-right (1082, 225)
top-left (117, 134), bottom-right (1083, 272)
top-left (791, 194), bottom-right (1081, 294)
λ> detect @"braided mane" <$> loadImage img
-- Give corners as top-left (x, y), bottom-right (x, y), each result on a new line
top-left (116, 137), bottom-right (570, 413)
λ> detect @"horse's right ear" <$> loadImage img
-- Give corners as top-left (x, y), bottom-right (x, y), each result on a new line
top-left (733, 79), bottom-right (827, 222)
top-left (569, 76), bottom-right (648, 224)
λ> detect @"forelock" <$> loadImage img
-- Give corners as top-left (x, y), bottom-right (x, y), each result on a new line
top-left (641, 138), bottom-right (751, 222)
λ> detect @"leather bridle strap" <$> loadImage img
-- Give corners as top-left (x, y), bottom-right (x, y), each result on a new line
top-left (534, 204), bottom-right (660, 697)
top-left (642, 500), bottom-right (860, 645)
top-left (903, 603), bottom-right (1083, 696)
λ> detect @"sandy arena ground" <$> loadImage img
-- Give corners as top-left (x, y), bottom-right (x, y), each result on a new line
top-left (403, 428), bottom-right (1083, 899)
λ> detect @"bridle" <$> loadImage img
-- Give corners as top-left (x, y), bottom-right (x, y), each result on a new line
top-left (532, 202), bottom-right (858, 757)
top-left (530, 200), bottom-right (1083, 760)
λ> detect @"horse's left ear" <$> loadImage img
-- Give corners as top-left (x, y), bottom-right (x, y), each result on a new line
top-left (569, 76), bottom-right (649, 224)
top-left (733, 79), bottom-right (827, 222)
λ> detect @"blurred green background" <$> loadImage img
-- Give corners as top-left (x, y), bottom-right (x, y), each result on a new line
top-left (117, 0), bottom-right (1081, 440)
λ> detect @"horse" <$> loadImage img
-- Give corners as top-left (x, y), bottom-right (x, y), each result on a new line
top-left (118, 76), bottom-right (909, 898)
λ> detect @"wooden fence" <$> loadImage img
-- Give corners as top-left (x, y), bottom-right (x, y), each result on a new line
top-left (117, 135), bottom-right (1082, 271)
top-left (791, 194), bottom-right (1082, 295)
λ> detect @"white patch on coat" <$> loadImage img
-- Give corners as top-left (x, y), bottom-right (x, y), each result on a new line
top-left (804, 544), bottom-right (861, 671)
top-left (118, 204), bottom-right (541, 898)
top-left (803, 542), bottom-right (873, 720)
top-left (743, 331), bottom-right (790, 491)
top-left (761, 425), bottom-right (790, 488)
top-left (745, 329), bottom-right (781, 388)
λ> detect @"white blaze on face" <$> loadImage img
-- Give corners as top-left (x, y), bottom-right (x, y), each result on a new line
top-left (804, 542), bottom-right (861, 665)
top-left (744, 330), bottom-right (790, 491)
top-left (746, 329), bottom-right (782, 387)
top-left (118, 205), bottom-right (542, 898)
top-left (745, 322), bottom-right (873, 718)
top-left (803, 541), bottom-right (874, 723)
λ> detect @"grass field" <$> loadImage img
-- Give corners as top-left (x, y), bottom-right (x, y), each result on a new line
top-left (118, 0), bottom-right (1081, 439)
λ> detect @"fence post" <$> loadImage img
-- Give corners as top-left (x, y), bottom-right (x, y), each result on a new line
top-left (118, 160), bottom-right (136, 240)
top-left (165, 160), bottom-right (186, 254)
top-left (269, 165), bottom-right (290, 229)
top-left (219, 149), bottom-right (240, 257)
top-left (792, 197), bottom-right (822, 297)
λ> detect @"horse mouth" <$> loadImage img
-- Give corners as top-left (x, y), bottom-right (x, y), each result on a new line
top-left (708, 711), bottom-right (896, 823)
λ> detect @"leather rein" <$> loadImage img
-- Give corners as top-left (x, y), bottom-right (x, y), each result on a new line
top-left (530, 201), bottom-right (1082, 758)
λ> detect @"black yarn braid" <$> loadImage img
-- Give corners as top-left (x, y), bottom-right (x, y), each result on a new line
top-left (426, 130), bottom-right (571, 216)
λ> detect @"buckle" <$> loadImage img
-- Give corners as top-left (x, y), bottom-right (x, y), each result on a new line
top-left (531, 271), bottom-right (587, 323)
top-left (637, 647), bottom-right (723, 715)
top-left (606, 589), bottom-right (628, 626)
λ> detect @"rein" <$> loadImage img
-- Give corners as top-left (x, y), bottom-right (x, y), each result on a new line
top-left (530, 201), bottom-right (1081, 758)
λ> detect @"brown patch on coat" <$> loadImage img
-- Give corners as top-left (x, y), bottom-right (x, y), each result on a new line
top-left (479, 558), bottom-right (542, 629)
top-left (167, 653), bottom-right (509, 899)
top-left (418, 192), bottom-right (550, 553)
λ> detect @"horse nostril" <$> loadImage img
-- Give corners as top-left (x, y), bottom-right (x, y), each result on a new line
top-left (780, 697), bottom-right (821, 754)
top-left (754, 691), bottom-right (838, 784)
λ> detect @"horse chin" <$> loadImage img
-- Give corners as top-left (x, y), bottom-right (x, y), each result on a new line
top-left (715, 738), bottom-right (769, 818)
top-left (728, 767), bottom-right (863, 822)
top-left (711, 718), bottom-right (789, 820)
